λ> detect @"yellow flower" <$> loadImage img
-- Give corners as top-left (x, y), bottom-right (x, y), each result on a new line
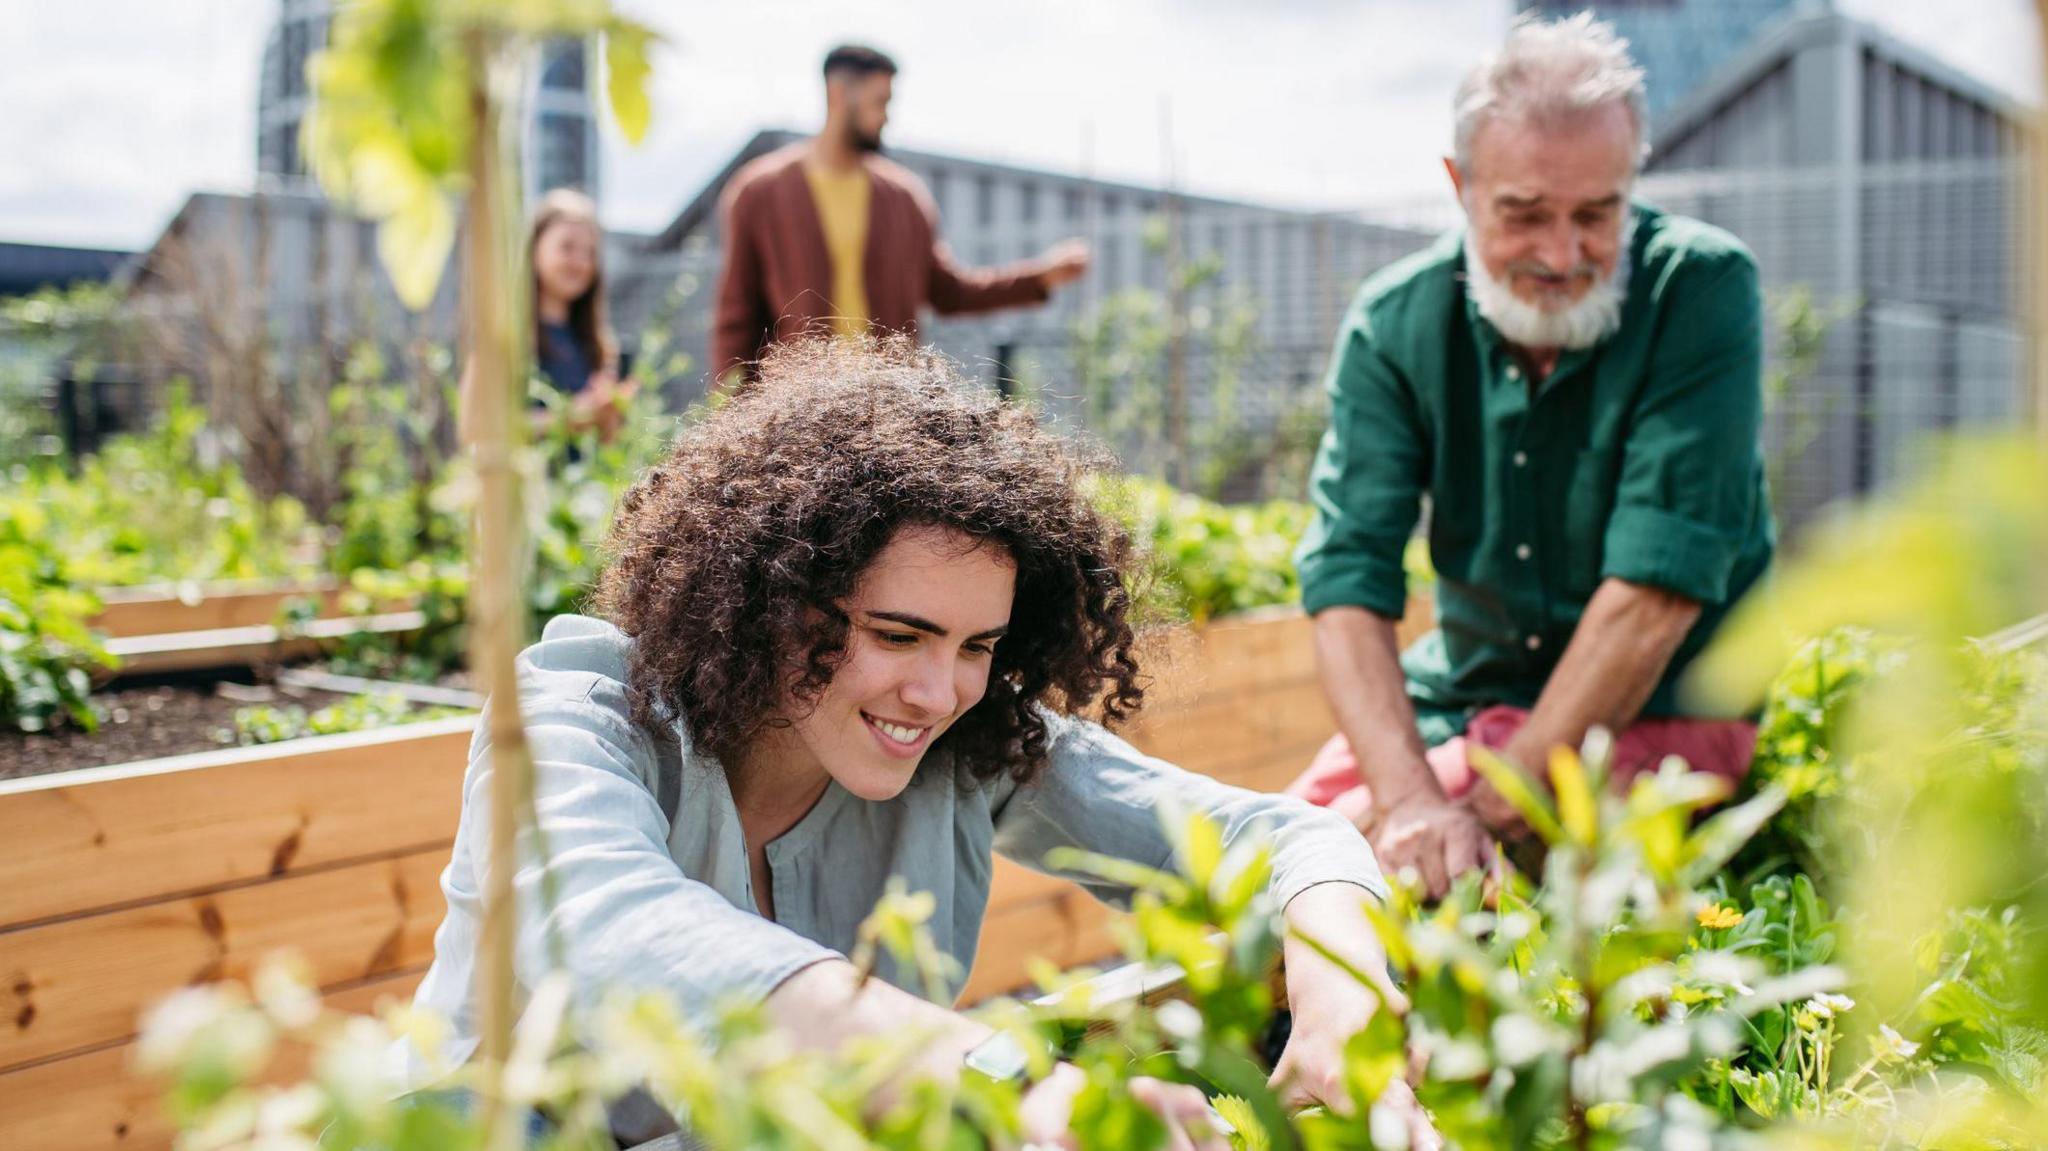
top-left (1696, 904), bottom-right (1743, 931)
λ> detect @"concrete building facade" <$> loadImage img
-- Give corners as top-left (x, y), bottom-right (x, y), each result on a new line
top-left (256, 0), bottom-right (600, 203)
top-left (620, 130), bottom-right (1432, 492)
top-left (1636, 8), bottom-right (2029, 528)
top-left (1517, 0), bottom-right (1807, 123)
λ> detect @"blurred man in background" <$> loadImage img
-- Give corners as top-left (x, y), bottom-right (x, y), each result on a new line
top-left (712, 44), bottom-right (1090, 388)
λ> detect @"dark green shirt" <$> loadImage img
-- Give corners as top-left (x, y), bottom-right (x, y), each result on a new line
top-left (1295, 204), bottom-right (1775, 744)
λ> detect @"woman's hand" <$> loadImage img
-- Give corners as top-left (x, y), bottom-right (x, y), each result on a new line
top-left (1020, 1064), bottom-right (1231, 1151)
top-left (1271, 883), bottom-right (1441, 1149)
top-left (567, 368), bottom-right (640, 443)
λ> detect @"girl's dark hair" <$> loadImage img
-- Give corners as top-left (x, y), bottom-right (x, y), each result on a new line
top-left (595, 336), bottom-right (1143, 784)
top-left (528, 188), bottom-right (617, 372)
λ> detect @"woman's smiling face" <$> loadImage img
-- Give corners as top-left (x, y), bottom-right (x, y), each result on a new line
top-left (770, 524), bottom-right (1016, 802)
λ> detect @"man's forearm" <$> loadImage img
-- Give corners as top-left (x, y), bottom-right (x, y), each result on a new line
top-left (1492, 578), bottom-right (1700, 787)
top-left (1312, 607), bottom-right (1437, 805)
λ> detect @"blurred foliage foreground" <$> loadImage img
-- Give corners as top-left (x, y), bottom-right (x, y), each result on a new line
top-left (127, 428), bottom-right (2048, 1151)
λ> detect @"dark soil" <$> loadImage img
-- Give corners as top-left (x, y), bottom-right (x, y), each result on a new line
top-left (1, 679), bottom-right (361, 782)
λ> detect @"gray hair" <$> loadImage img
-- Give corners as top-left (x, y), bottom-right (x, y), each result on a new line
top-left (1453, 11), bottom-right (1650, 175)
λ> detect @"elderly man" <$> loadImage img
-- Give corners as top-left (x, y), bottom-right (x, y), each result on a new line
top-left (1290, 14), bottom-right (1774, 899)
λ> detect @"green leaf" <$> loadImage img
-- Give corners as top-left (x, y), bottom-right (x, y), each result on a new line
top-left (375, 182), bottom-right (457, 311)
top-left (1340, 1006), bottom-right (1409, 1107)
top-left (1070, 1065), bottom-right (1168, 1151)
top-left (1679, 786), bottom-right (1787, 888)
top-left (1547, 745), bottom-right (1596, 847)
top-left (604, 21), bottom-right (655, 144)
top-left (1466, 745), bottom-right (1565, 845)
top-left (1180, 808), bottom-right (1227, 892)
top-left (1210, 1095), bottom-right (1268, 1151)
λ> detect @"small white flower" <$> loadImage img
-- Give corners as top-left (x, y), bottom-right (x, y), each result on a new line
top-left (317, 1015), bottom-right (399, 1119)
top-left (1155, 1000), bottom-right (1204, 1043)
top-left (253, 955), bottom-right (322, 1031)
top-left (1874, 1023), bottom-right (1921, 1062)
top-left (1804, 992), bottom-right (1855, 1020)
top-left (136, 985), bottom-right (248, 1072)
top-left (1493, 1014), bottom-right (1566, 1067)
top-left (1368, 1097), bottom-right (1412, 1150)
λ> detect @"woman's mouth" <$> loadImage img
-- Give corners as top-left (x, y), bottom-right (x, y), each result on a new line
top-left (862, 712), bottom-right (933, 756)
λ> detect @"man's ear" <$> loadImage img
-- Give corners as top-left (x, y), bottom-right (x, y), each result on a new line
top-left (1443, 156), bottom-right (1466, 202)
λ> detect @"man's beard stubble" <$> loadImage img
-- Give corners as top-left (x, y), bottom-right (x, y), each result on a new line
top-left (1463, 211), bottom-right (1635, 352)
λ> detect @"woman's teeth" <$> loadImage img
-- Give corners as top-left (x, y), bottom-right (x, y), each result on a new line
top-left (867, 715), bottom-right (926, 744)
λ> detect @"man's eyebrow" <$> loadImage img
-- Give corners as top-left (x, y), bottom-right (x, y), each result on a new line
top-left (1495, 192), bottom-right (1544, 210)
top-left (1576, 193), bottom-right (1625, 212)
top-left (865, 610), bottom-right (1009, 640)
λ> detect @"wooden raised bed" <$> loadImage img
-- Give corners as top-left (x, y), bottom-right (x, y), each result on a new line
top-left (89, 578), bottom-right (349, 640)
top-left (0, 598), bottom-right (1431, 1150)
top-left (100, 611), bottom-right (428, 680)
top-left (87, 576), bottom-right (427, 681)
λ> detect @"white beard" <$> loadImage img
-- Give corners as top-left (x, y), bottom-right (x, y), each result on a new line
top-left (1463, 213), bottom-right (1634, 351)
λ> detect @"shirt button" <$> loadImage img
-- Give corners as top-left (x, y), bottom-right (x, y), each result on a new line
top-left (1515, 543), bottom-right (1532, 561)
top-left (1506, 365), bottom-right (1521, 381)
top-left (1525, 634), bottom-right (1543, 652)
top-left (1513, 451), bottom-right (1528, 467)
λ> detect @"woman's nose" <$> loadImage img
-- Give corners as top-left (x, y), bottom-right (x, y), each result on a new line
top-left (898, 652), bottom-right (957, 717)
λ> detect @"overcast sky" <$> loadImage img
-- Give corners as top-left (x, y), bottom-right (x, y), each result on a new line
top-left (1, 0), bottom-right (2039, 251)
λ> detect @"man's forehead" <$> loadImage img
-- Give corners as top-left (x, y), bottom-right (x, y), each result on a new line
top-left (1490, 187), bottom-right (1627, 211)
top-left (1467, 108), bottom-right (1636, 193)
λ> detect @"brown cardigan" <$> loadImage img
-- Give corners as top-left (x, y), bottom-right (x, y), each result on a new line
top-left (712, 143), bottom-right (1054, 384)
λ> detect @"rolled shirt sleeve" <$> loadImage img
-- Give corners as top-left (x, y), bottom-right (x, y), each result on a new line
top-left (1294, 308), bottom-right (1428, 621)
top-left (440, 622), bottom-right (840, 1055)
top-left (991, 712), bottom-right (1388, 911)
top-left (1600, 252), bottom-right (1767, 606)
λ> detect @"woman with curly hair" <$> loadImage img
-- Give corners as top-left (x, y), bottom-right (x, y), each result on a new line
top-left (403, 338), bottom-right (1434, 1148)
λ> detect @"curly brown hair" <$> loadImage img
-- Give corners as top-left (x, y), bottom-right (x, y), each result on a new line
top-left (595, 336), bottom-right (1144, 785)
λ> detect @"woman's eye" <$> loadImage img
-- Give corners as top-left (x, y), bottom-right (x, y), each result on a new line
top-left (963, 642), bottom-right (996, 659)
top-left (877, 631), bottom-right (919, 647)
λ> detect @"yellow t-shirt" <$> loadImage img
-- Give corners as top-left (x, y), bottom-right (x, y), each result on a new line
top-left (803, 163), bottom-right (871, 338)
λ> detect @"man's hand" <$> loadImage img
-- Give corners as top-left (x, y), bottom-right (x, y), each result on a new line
top-left (1359, 791), bottom-right (1492, 901)
top-left (1037, 239), bottom-right (1091, 289)
top-left (1020, 1064), bottom-right (1230, 1151)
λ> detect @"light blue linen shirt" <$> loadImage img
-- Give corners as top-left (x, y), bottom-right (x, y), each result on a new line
top-left (397, 614), bottom-right (1385, 1082)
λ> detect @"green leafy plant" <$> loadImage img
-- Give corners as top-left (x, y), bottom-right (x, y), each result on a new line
top-left (233, 690), bottom-right (465, 745)
top-left (1095, 476), bottom-right (1313, 624)
top-left (20, 383), bottom-right (320, 587)
top-left (0, 496), bottom-right (117, 732)
top-left (1094, 477), bottom-right (1432, 627)
top-left (1687, 435), bottom-right (2048, 1147)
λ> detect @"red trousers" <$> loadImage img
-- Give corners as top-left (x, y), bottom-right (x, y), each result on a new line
top-left (1287, 705), bottom-right (1756, 826)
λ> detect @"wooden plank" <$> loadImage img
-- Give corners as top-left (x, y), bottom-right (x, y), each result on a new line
top-left (985, 856), bottom-right (1075, 914)
top-left (1135, 611), bottom-right (1317, 709)
top-left (1125, 680), bottom-right (1332, 775)
top-left (1394, 590), bottom-right (1437, 652)
top-left (1131, 591), bottom-right (1430, 715)
top-left (0, 967), bottom-right (425, 1151)
top-left (102, 611), bottom-right (428, 680)
top-left (0, 717), bottom-right (472, 930)
top-left (0, 849), bottom-right (448, 1073)
top-left (90, 579), bottom-right (347, 640)
top-left (960, 890), bottom-right (1125, 1006)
